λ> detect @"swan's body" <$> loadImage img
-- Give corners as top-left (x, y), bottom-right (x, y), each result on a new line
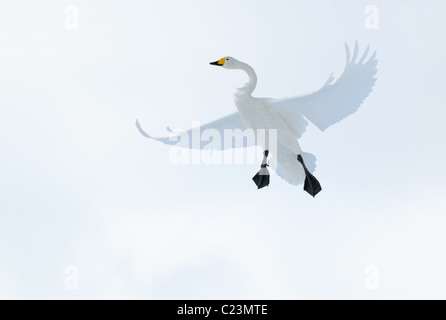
top-left (136, 42), bottom-right (378, 195)
top-left (236, 94), bottom-right (302, 153)
top-left (234, 82), bottom-right (307, 186)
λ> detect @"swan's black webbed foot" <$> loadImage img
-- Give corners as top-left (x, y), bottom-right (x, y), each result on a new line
top-left (297, 154), bottom-right (322, 197)
top-left (252, 150), bottom-right (270, 189)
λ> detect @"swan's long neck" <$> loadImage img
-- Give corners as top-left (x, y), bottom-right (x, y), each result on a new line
top-left (237, 61), bottom-right (257, 95)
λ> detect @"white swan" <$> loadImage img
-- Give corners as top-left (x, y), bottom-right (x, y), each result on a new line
top-left (136, 42), bottom-right (377, 196)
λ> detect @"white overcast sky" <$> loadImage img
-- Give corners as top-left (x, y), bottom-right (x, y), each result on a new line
top-left (0, 0), bottom-right (445, 299)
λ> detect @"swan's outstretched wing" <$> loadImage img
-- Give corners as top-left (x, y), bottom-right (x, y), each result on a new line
top-left (271, 42), bottom-right (378, 131)
top-left (136, 112), bottom-right (253, 150)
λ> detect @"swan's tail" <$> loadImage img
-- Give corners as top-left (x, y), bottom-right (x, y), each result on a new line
top-left (269, 145), bottom-right (321, 196)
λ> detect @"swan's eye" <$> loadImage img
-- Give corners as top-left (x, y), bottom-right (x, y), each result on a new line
top-left (226, 58), bottom-right (229, 61)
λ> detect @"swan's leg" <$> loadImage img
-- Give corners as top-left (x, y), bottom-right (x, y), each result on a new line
top-left (252, 150), bottom-right (270, 189)
top-left (297, 154), bottom-right (322, 197)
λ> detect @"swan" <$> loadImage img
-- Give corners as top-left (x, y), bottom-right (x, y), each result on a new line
top-left (136, 42), bottom-right (377, 197)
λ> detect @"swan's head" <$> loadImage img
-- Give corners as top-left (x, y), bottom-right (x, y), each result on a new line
top-left (209, 56), bottom-right (241, 69)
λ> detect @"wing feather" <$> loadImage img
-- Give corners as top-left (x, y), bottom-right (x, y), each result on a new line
top-left (136, 112), bottom-right (252, 150)
top-left (271, 42), bottom-right (378, 131)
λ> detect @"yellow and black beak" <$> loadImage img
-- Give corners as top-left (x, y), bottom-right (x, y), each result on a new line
top-left (210, 58), bottom-right (226, 66)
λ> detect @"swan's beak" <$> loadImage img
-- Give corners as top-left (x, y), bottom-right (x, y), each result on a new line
top-left (210, 58), bottom-right (226, 66)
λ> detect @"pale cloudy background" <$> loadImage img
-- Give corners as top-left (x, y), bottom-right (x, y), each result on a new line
top-left (0, 0), bottom-right (445, 299)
